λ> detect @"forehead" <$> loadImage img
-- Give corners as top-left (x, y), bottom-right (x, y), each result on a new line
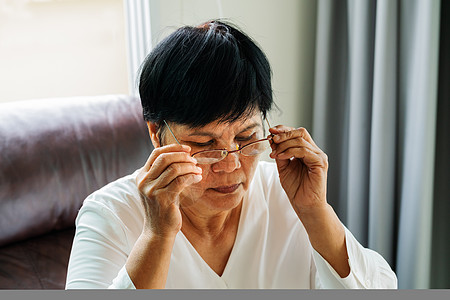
top-left (174, 114), bottom-right (263, 137)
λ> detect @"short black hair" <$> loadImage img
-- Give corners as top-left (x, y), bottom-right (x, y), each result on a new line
top-left (138, 20), bottom-right (273, 128)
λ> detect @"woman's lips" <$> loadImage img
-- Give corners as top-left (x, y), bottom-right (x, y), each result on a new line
top-left (211, 184), bottom-right (241, 194)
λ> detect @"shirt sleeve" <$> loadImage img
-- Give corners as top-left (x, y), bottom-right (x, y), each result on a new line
top-left (311, 227), bottom-right (398, 289)
top-left (65, 200), bottom-right (136, 289)
top-left (108, 265), bottom-right (136, 289)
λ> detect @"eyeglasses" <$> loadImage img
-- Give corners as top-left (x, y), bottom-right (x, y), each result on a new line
top-left (163, 119), bottom-right (273, 164)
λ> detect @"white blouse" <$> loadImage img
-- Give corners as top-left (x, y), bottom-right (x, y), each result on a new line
top-left (65, 161), bottom-right (397, 289)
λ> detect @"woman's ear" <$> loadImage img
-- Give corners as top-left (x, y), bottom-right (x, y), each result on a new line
top-left (147, 121), bottom-right (161, 148)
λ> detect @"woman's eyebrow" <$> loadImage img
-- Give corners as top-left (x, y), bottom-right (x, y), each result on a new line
top-left (237, 123), bottom-right (261, 134)
top-left (187, 131), bottom-right (219, 138)
top-left (187, 123), bottom-right (261, 138)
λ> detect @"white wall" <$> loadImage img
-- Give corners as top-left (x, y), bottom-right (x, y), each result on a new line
top-left (149, 0), bottom-right (317, 129)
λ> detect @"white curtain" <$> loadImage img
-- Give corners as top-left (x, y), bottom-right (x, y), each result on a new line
top-left (123, 0), bottom-right (153, 95)
top-left (312, 0), bottom-right (442, 288)
top-left (395, 0), bottom-right (441, 289)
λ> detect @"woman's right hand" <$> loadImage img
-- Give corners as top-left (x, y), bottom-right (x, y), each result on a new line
top-left (136, 144), bottom-right (202, 239)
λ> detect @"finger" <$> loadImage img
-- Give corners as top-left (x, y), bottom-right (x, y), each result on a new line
top-left (295, 127), bottom-right (319, 148)
top-left (270, 136), bottom-right (321, 159)
top-left (143, 144), bottom-right (192, 172)
top-left (138, 162), bottom-right (202, 201)
top-left (270, 126), bottom-right (303, 144)
top-left (269, 125), bottom-right (295, 135)
top-left (270, 126), bottom-right (320, 148)
top-left (162, 173), bottom-right (203, 195)
top-left (269, 127), bottom-right (307, 156)
top-left (276, 144), bottom-right (328, 171)
top-left (153, 162), bottom-right (203, 190)
top-left (268, 125), bottom-right (293, 149)
top-left (148, 151), bottom-right (197, 179)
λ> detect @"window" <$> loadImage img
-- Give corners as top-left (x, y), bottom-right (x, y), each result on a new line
top-left (0, 0), bottom-right (128, 103)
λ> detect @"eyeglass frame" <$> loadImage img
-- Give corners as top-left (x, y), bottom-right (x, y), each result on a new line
top-left (162, 119), bottom-right (273, 164)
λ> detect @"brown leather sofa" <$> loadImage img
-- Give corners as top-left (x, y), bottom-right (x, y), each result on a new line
top-left (0, 95), bottom-right (153, 289)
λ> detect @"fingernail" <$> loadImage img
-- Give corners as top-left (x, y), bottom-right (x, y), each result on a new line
top-left (196, 167), bottom-right (202, 173)
top-left (273, 135), bottom-right (281, 142)
top-left (193, 174), bottom-right (202, 182)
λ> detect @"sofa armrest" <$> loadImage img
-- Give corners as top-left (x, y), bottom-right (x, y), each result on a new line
top-left (0, 94), bottom-right (153, 247)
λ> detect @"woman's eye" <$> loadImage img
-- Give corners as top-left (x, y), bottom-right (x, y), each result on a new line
top-left (192, 140), bottom-right (214, 147)
top-left (236, 136), bottom-right (253, 142)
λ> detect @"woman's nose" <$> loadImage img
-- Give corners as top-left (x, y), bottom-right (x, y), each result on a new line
top-left (211, 151), bottom-right (241, 173)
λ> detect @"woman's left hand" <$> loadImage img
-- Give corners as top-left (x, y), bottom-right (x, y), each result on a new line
top-left (269, 125), bottom-right (350, 278)
top-left (269, 125), bottom-right (329, 214)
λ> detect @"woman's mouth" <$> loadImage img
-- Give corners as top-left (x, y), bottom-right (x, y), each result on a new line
top-left (212, 184), bottom-right (241, 194)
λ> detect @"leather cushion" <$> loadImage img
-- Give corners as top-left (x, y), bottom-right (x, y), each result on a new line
top-left (0, 228), bottom-right (75, 289)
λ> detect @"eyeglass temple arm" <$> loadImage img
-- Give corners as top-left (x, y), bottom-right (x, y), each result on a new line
top-left (163, 120), bottom-right (181, 145)
top-left (265, 118), bottom-right (274, 137)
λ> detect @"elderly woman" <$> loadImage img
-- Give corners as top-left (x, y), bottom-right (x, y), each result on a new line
top-left (65, 20), bottom-right (397, 289)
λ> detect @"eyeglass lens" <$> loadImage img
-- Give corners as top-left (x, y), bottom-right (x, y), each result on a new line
top-left (193, 139), bottom-right (270, 164)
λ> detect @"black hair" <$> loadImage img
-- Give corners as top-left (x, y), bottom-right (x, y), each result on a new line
top-left (138, 20), bottom-right (273, 128)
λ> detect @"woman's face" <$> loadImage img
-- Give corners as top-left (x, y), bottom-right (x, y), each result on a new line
top-left (161, 113), bottom-right (264, 215)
